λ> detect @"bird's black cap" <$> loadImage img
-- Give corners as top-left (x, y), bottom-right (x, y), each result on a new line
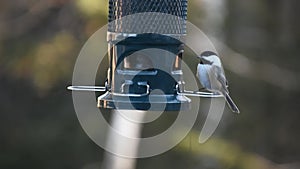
top-left (200, 51), bottom-right (218, 57)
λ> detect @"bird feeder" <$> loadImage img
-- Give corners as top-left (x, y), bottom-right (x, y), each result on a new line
top-left (98, 0), bottom-right (189, 111)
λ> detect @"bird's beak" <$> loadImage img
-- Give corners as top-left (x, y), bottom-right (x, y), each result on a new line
top-left (197, 56), bottom-right (204, 64)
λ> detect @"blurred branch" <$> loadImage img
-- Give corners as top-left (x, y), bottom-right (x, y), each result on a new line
top-left (279, 162), bottom-right (300, 169)
top-left (212, 38), bottom-right (300, 91)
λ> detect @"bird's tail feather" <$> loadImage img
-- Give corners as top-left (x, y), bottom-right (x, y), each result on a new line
top-left (224, 93), bottom-right (240, 114)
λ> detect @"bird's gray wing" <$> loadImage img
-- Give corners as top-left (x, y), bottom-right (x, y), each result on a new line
top-left (211, 65), bottom-right (229, 93)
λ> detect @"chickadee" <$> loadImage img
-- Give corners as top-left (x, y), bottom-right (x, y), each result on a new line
top-left (196, 51), bottom-right (240, 113)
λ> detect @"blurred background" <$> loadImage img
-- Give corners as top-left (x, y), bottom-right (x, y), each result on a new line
top-left (1, 0), bottom-right (300, 169)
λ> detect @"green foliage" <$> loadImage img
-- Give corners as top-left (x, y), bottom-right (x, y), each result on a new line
top-left (0, 0), bottom-right (300, 169)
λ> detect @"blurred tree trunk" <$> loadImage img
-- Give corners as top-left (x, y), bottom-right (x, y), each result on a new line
top-left (279, 0), bottom-right (293, 46)
top-left (225, 0), bottom-right (269, 53)
top-left (201, 0), bottom-right (226, 40)
top-left (278, 0), bottom-right (300, 48)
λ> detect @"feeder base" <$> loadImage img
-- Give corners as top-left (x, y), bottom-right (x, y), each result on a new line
top-left (97, 92), bottom-right (191, 111)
